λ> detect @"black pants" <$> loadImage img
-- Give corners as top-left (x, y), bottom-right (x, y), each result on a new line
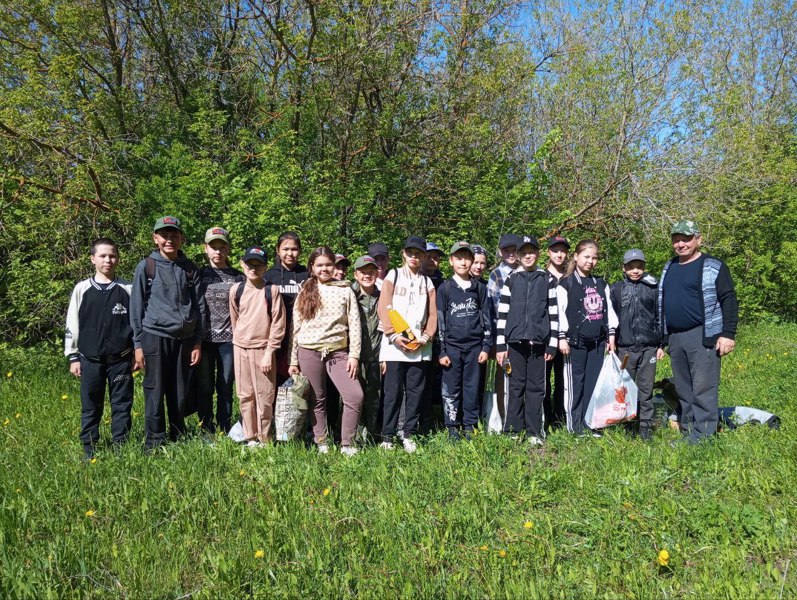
top-left (141, 332), bottom-right (194, 448)
top-left (504, 342), bottom-right (547, 437)
top-left (617, 346), bottom-right (657, 427)
top-left (382, 362), bottom-right (426, 440)
top-left (440, 345), bottom-right (482, 431)
top-left (564, 340), bottom-right (605, 434)
top-left (544, 351), bottom-right (565, 429)
top-left (80, 355), bottom-right (134, 449)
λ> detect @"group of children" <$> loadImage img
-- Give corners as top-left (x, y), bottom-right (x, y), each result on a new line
top-left (65, 217), bottom-right (665, 458)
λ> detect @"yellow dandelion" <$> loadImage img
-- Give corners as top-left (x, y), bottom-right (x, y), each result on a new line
top-left (622, 501), bottom-right (632, 509)
top-left (239, 469), bottom-right (246, 477)
top-left (254, 549), bottom-right (265, 559)
top-left (523, 521), bottom-right (533, 529)
top-left (15, 413), bottom-right (21, 419)
top-left (2, 418), bottom-right (9, 426)
top-left (657, 549), bottom-right (670, 567)
top-left (61, 394), bottom-right (68, 400)
top-left (85, 510), bottom-right (96, 517)
top-left (6, 371), bottom-right (12, 378)
top-left (480, 545), bottom-right (488, 551)
top-left (16, 488), bottom-right (21, 493)
top-left (498, 550), bottom-right (507, 558)
top-left (133, 411), bottom-right (139, 417)
top-left (323, 488), bottom-right (331, 496)
top-left (784, 352), bottom-right (789, 356)
top-left (90, 457), bottom-right (97, 464)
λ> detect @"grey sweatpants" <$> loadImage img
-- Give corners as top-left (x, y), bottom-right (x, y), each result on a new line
top-left (668, 326), bottom-right (721, 443)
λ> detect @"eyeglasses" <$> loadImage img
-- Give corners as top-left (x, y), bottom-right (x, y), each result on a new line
top-left (244, 262), bottom-right (267, 271)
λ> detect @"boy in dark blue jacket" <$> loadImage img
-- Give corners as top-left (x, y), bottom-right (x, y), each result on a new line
top-left (495, 236), bottom-right (559, 445)
top-left (610, 249), bottom-right (664, 441)
top-left (437, 242), bottom-right (493, 439)
top-left (130, 216), bottom-right (205, 450)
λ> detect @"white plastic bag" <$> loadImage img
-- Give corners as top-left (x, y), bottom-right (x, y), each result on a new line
top-left (585, 353), bottom-right (638, 430)
top-left (274, 375), bottom-right (309, 441)
top-left (482, 360), bottom-right (503, 433)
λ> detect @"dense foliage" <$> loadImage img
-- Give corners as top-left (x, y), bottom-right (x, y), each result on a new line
top-left (1, 0), bottom-right (796, 344)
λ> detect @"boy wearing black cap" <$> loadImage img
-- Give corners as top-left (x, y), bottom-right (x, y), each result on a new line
top-left (495, 236), bottom-right (558, 444)
top-left (65, 238), bottom-right (134, 459)
top-left (610, 249), bottom-right (664, 440)
top-left (367, 242), bottom-right (390, 289)
top-left (229, 246), bottom-right (287, 446)
top-left (130, 216), bottom-right (205, 450)
top-left (436, 242), bottom-right (493, 439)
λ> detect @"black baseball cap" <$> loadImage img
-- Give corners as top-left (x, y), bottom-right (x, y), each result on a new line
top-left (498, 233), bottom-right (520, 249)
top-left (403, 236), bottom-right (427, 252)
top-left (242, 246), bottom-right (268, 263)
top-left (518, 235), bottom-right (539, 250)
top-left (547, 235), bottom-right (570, 249)
top-left (368, 243), bottom-right (389, 258)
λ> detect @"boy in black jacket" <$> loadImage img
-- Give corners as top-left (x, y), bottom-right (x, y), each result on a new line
top-left (495, 236), bottom-right (558, 445)
top-left (65, 238), bottom-right (134, 459)
top-left (610, 249), bottom-right (664, 441)
top-left (437, 242), bottom-right (492, 440)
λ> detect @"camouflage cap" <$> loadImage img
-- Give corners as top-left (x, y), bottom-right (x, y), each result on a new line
top-left (353, 255), bottom-right (378, 270)
top-left (671, 220), bottom-right (699, 236)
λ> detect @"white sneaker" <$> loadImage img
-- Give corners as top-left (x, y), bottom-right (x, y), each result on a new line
top-left (340, 446), bottom-right (360, 457)
top-left (378, 441), bottom-right (394, 450)
top-left (317, 444), bottom-right (330, 454)
top-left (529, 436), bottom-right (544, 447)
top-left (246, 440), bottom-right (261, 448)
top-left (402, 438), bottom-right (417, 454)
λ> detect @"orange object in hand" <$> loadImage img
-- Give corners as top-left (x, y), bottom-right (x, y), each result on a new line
top-left (387, 305), bottom-right (421, 351)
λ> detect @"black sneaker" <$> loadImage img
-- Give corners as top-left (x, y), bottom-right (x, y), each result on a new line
top-left (448, 428), bottom-right (461, 442)
top-left (639, 426), bottom-right (653, 441)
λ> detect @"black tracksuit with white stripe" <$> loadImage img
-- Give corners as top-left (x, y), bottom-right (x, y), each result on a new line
top-left (496, 268), bottom-right (559, 437)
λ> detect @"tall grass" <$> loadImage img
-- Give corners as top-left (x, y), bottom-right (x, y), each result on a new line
top-left (1, 324), bottom-right (796, 598)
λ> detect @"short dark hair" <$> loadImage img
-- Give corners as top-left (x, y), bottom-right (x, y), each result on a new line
top-left (91, 238), bottom-right (118, 255)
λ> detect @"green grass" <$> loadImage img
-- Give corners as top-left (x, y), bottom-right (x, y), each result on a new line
top-left (2, 324), bottom-right (796, 599)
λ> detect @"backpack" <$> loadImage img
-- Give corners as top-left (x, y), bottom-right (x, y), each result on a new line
top-left (234, 279), bottom-right (273, 314)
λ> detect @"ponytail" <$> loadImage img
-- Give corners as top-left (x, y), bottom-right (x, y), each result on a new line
top-left (295, 246), bottom-right (335, 321)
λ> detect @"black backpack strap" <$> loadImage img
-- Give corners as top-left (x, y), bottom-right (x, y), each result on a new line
top-left (234, 281), bottom-right (273, 314)
top-left (234, 280), bottom-right (246, 309)
top-left (144, 256), bottom-right (156, 309)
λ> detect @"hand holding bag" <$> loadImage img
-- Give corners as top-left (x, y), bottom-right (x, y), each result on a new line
top-left (585, 353), bottom-right (638, 430)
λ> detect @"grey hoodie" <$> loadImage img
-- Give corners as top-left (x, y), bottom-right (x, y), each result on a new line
top-left (130, 251), bottom-right (205, 347)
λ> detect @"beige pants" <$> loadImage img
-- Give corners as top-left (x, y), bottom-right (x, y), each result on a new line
top-left (234, 346), bottom-right (276, 442)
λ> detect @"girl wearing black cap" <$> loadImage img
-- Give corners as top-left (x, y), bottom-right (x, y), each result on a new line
top-left (377, 236), bottom-right (438, 453)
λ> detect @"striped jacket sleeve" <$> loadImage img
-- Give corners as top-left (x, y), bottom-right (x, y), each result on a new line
top-left (495, 277), bottom-right (512, 353)
top-left (546, 273), bottom-right (559, 355)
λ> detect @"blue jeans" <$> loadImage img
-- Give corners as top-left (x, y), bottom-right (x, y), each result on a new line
top-left (196, 341), bottom-right (235, 433)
